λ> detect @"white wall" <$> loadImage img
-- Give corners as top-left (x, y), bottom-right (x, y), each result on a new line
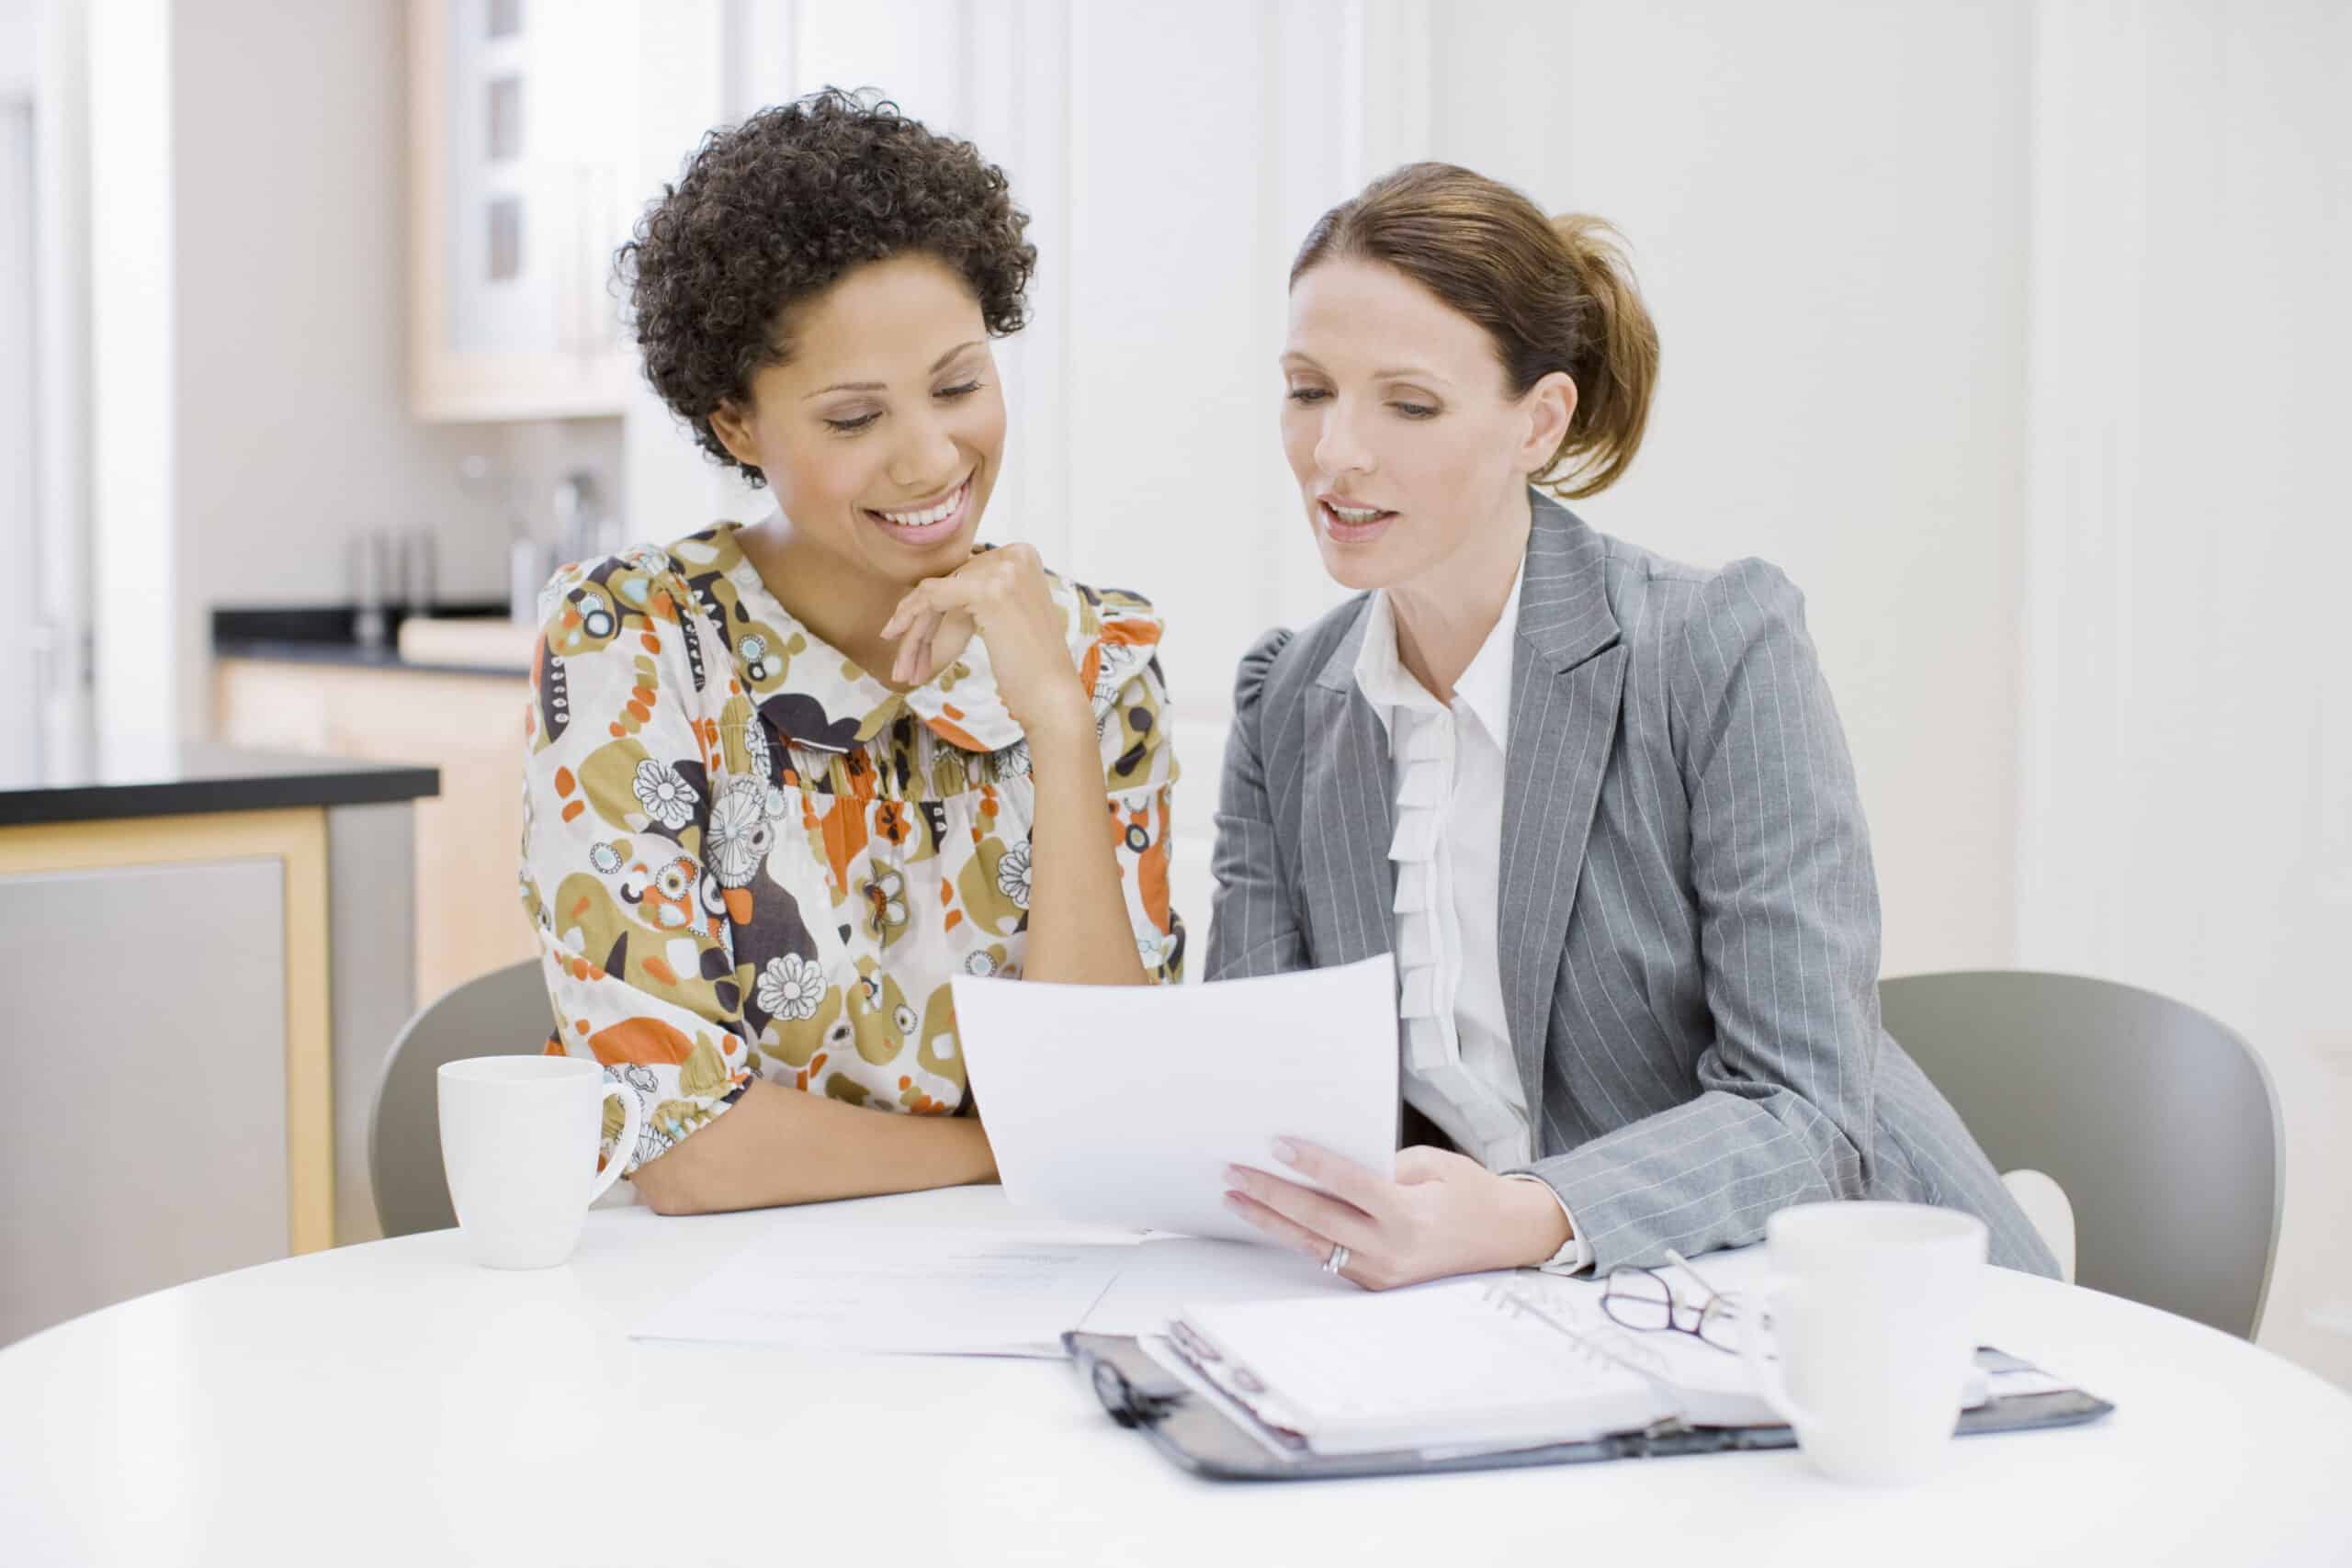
top-left (28, 0), bottom-right (93, 776)
top-left (2019, 0), bottom-right (2352, 1384)
top-left (1060, 2), bottom-right (1351, 706)
top-left (168, 0), bottom-right (528, 614)
top-left (0, 0), bottom-right (33, 86)
top-left (0, 4), bottom-right (39, 759)
top-left (1424, 0), bottom-right (2037, 979)
top-left (621, 1), bottom-right (765, 539)
top-left (86, 0), bottom-right (177, 739)
top-left (85, 0), bottom-right (620, 739)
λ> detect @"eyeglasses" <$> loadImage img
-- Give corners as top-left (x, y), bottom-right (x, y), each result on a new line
top-left (1600, 1248), bottom-right (1745, 1355)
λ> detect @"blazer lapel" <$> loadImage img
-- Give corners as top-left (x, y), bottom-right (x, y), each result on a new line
top-left (1499, 495), bottom-right (1628, 1118)
top-left (1300, 601), bottom-right (1396, 967)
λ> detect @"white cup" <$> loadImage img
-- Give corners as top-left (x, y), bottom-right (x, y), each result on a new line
top-left (1736, 1201), bottom-right (1989, 1484)
top-left (438, 1055), bottom-right (640, 1269)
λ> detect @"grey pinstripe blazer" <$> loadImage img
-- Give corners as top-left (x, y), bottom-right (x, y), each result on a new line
top-left (1204, 492), bottom-right (2060, 1277)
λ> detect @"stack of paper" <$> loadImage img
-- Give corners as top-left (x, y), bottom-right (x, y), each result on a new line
top-left (632, 1227), bottom-right (1139, 1358)
top-left (630, 1226), bottom-right (1362, 1358)
top-left (637, 954), bottom-right (1407, 1356)
top-left (1166, 1280), bottom-right (1668, 1455)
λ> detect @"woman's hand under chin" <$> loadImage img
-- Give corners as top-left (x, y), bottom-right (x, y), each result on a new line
top-left (1222, 1140), bottom-right (1574, 1290)
top-left (880, 542), bottom-right (1093, 743)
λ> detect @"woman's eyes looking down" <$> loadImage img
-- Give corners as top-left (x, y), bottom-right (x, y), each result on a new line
top-left (822, 379), bottom-right (987, 435)
top-left (1284, 385), bottom-right (1440, 420)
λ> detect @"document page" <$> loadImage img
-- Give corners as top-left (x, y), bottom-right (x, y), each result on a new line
top-left (1074, 1235), bottom-right (1361, 1337)
top-left (1179, 1279), bottom-right (1667, 1454)
top-left (950, 954), bottom-right (1400, 1242)
top-left (631, 1226), bottom-right (1135, 1358)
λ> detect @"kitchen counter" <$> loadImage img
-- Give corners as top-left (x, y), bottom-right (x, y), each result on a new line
top-left (0, 737), bottom-right (439, 827)
top-left (210, 626), bottom-right (538, 1022)
top-left (212, 603), bottom-right (532, 679)
top-left (3, 737), bottom-right (441, 1311)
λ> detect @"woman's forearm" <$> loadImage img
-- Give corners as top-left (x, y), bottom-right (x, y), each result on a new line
top-left (1015, 704), bottom-right (1152, 987)
top-left (629, 1080), bottom-right (998, 1216)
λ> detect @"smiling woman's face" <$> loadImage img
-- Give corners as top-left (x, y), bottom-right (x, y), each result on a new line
top-left (712, 252), bottom-right (1006, 586)
top-left (1280, 257), bottom-right (1563, 595)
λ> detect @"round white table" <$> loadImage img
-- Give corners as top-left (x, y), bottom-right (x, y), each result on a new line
top-left (5, 1187), bottom-right (2349, 1568)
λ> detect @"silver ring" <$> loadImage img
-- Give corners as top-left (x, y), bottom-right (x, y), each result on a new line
top-left (1322, 1242), bottom-right (1350, 1275)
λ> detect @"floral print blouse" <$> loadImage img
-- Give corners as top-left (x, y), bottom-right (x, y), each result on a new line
top-left (519, 520), bottom-right (1183, 1175)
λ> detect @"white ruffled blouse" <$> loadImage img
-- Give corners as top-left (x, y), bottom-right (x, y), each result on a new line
top-left (1353, 566), bottom-right (1592, 1272)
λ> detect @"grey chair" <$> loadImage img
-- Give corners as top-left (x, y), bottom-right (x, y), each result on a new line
top-left (368, 960), bottom-right (552, 1237)
top-left (1879, 970), bottom-right (2283, 1339)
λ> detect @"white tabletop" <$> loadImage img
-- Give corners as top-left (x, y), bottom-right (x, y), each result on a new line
top-left (4, 1187), bottom-right (2349, 1568)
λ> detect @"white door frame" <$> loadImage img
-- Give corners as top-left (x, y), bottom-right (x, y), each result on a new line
top-left (28, 0), bottom-right (94, 775)
top-left (0, 90), bottom-right (44, 769)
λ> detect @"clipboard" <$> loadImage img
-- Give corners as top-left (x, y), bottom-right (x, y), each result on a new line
top-left (1065, 1331), bottom-right (2115, 1482)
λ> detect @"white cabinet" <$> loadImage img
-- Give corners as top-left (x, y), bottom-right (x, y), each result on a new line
top-left (407, 0), bottom-right (639, 421)
top-left (0, 859), bottom-right (292, 1346)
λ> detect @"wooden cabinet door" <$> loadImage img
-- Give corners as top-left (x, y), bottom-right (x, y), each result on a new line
top-left (211, 660), bottom-right (334, 755)
top-left (216, 660), bottom-right (540, 1007)
top-left (408, 0), bottom-right (638, 420)
top-left (321, 670), bottom-right (537, 1005)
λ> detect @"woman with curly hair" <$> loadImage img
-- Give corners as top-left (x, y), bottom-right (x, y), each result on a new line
top-left (518, 89), bottom-right (1180, 1214)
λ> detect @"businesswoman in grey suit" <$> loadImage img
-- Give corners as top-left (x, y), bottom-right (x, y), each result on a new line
top-left (1211, 163), bottom-right (2059, 1289)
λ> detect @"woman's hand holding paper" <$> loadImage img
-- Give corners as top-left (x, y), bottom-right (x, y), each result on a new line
top-left (1222, 1140), bottom-right (1573, 1290)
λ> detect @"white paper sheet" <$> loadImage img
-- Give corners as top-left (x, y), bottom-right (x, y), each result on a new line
top-left (950, 954), bottom-right (1400, 1242)
top-left (630, 1226), bottom-right (1136, 1358)
top-left (1073, 1236), bottom-right (1362, 1337)
top-left (1178, 1278), bottom-right (1667, 1454)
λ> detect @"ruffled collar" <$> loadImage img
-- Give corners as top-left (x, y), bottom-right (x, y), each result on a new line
top-left (662, 518), bottom-right (1161, 756)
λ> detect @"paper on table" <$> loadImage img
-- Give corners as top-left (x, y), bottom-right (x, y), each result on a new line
top-left (1177, 1279), bottom-right (1667, 1454)
top-left (951, 953), bottom-right (1400, 1242)
top-left (1074, 1236), bottom-right (1362, 1337)
top-left (631, 1226), bottom-right (1136, 1358)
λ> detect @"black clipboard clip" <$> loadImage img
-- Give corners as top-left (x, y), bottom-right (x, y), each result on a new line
top-left (1076, 1337), bottom-right (1181, 1429)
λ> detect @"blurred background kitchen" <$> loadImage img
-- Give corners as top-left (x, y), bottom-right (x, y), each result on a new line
top-left (1, 0), bottom-right (2345, 1383)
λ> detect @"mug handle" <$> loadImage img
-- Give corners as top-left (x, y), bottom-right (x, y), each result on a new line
top-left (1735, 1274), bottom-right (1825, 1432)
top-left (586, 1080), bottom-right (642, 1207)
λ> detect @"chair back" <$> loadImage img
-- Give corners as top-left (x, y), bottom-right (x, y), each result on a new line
top-left (368, 960), bottom-right (553, 1237)
top-left (1879, 969), bottom-right (2282, 1338)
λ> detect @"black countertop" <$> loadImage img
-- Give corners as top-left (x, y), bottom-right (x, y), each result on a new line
top-left (212, 638), bottom-right (529, 680)
top-left (0, 739), bottom-right (440, 828)
top-left (211, 603), bottom-right (532, 679)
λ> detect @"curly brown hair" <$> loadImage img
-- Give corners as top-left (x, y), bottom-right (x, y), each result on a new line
top-left (616, 87), bottom-right (1037, 488)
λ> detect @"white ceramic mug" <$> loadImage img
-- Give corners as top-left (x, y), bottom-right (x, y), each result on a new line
top-left (1736, 1201), bottom-right (1989, 1484)
top-left (437, 1055), bottom-right (640, 1269)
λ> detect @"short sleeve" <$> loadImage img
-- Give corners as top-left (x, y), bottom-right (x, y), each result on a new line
top-left (1204, 626), bottom-right (1305, 981)
top-left (1087, 592), bottom-right (1184, 984)
top-left (518, 550), bottom-right (757, 1175)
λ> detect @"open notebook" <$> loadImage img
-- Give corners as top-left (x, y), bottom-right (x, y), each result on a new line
top-left (1149, 1274), bottom-right (2030, 1460)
